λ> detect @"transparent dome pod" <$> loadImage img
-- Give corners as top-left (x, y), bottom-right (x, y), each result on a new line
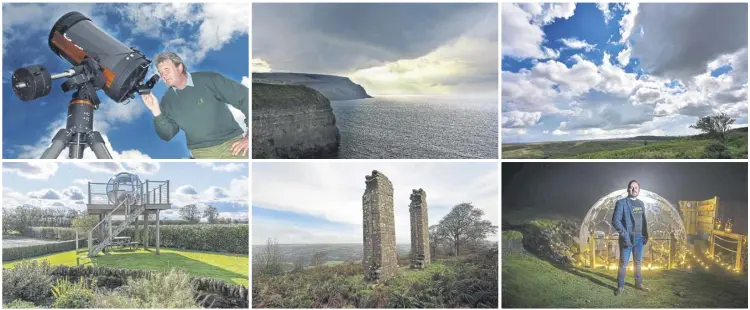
top-left (106, 172), bottom-right (143, 206)
top-left (578, 189), bottom-right (689, 269)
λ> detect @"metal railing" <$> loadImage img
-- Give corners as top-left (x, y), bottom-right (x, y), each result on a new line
top-left (144, 181), bottom-right (169, 204)
top-left (87, 180), bottom-right (169, 205)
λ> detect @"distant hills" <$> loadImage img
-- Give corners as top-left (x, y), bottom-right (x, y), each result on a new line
top-left (502, 127), bottom-right (748, 159)
top-left (252, 72), bottom-right (372, 101)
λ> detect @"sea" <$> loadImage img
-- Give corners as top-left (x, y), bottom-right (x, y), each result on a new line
top-left (330, 95), bottom-right (498, 159)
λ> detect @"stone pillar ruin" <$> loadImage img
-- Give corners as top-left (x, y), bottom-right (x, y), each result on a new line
top-left (362, 170), bottom-right (397, 282)
top-left (409, 188), bottom-right (430, 269)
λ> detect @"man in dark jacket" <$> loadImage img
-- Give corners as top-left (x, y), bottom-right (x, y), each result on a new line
top-left (611, 180), bottom-right (650, 296)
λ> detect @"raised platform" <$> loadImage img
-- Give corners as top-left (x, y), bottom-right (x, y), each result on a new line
top-left (86, 203), bottom-right (172, 215)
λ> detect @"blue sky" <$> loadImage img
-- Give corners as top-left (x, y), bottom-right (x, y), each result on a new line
top-left (502, 3), bottom-right (748, 143)
top-left (3, 162), bottom-right (248, 221)
top-left (2, 3), bottom-right (249, 158)
top-left (252, 162), bottom-right (498, 245)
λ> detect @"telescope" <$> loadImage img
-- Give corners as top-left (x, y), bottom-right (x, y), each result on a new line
top-left (10, 11), bottom-right (159, 159)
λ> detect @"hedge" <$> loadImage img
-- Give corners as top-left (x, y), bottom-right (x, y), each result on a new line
top-left (3, 239), bottom-right (86, 262)
top-left (120, 224), bottom-right (248, 254)
top-left (23, 227), bottom-right (79, 241)
top-left (50, 265), bottom-right (248, 308)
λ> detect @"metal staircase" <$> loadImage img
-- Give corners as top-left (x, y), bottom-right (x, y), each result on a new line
top-left (87, 196), bottom-right (146, 257)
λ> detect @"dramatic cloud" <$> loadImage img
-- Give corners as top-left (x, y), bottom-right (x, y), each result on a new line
top-left (254, 3), bottom-right (497, 95)
top-left (502, 3), bottom-right (748, 143)
top-left (631, 3), bottom-right (747, 81)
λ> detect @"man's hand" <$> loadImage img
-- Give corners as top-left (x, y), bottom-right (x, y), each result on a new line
top-left (140, 93), bottom-right (161, 116)
top-left (643, 235), bottom-right (649, 246)
top-left (231, 135), bottom-right (249, 157)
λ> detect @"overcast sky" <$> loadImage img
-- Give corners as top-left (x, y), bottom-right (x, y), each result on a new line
top-left (252, 3), bottom-right (498, 96)
top-left (503, 162), bottom-right (748, 233)
top-left (502, 3), bottom-right (748, 142)
top-left (252, 162), bottom-right (498, 245)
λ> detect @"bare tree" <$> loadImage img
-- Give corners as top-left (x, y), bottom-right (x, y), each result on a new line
top-left (311, 251), bottom-right (327, 266)
top-left (253, 238), bottom-right (285, 276)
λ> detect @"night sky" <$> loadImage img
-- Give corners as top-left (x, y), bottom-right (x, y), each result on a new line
top-left (503, 163), bottom-right (748, 233)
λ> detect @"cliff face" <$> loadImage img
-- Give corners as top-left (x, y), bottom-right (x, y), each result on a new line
top-left (252, 83), bottom-right (340, 159)
top-left (252, 72), bottom-right (372, 101)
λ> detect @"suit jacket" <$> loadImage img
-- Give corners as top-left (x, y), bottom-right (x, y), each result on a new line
top-left (611, 197), bottom-right (649, 247)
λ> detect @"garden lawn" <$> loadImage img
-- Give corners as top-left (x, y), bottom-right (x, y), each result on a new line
top-left (3, 247), bottom-right (248, 286)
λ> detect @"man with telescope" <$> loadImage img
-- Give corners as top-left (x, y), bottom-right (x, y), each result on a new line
top-left (140, 52), bottom-right (249, 159)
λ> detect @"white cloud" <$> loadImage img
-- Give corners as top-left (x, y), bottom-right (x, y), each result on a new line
top-left (27, 189), bottom-right (61, 200)
top-left (619, 3), bottom-right (640, 44)
top-left (62, 186), bottom-right (86, 201)
top-left (560, 38), bottom-right (596, 52)
top-left (170, 177), bottom-right (247, 208)
top-left (252, 58), bottom-right (272, 73)
top-left (73, 178), bottom-right (91, 186)
top-left (502, 3), bottom-right (576, 59)
top-left (196, 162), bottom-right (246, 172)
top-left (119, 3), bottom-right (248, 66)
top-left (502, 111), bottom-right (541, 128)
top-left (3, 162), bottom-right (58, 180)
top-left (597, 3), bottom-right (614, 24)
top-left (617, 45), bottom-right (632, 66)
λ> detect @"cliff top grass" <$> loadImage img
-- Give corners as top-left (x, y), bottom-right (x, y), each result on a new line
top-left (3, 247), bottom-right (248, 286)
top-left (252, 82), bottom-right (330, 109)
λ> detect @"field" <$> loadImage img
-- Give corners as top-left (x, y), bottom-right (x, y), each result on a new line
top-left (502, 127), bottom-right (748, 159)
top-left (502, 230), bottom-right (748, 308)
top-left (3, 247), bottom-right (248, 286)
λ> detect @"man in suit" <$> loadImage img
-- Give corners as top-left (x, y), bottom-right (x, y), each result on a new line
top-left (611, 180), bottom-right (650, 296)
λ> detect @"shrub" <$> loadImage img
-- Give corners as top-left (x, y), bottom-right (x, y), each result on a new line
top-left (52, 286), bottom-right (94, 308)
top-left (702, 142), bottom-right (732, 159)
top-left (24, 227), bottom-right (78, 241)
top-left (3, 239), bottom-right (84, 262)
top-left (3, 299), bottom-right (37, 308)
top-left (121, 224), bottom-right (248, 254)
top-left (118, 269), bottom-right (197, 308)
top-left (51, 265), bottom-right (248, 308)
top-left (2, 260), bottom-right (54, 305)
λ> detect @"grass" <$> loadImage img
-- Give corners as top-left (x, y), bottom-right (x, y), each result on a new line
top-left (502, 245), bottom-right (747, 308)
top-left (503, 127), bottom-right (748, 159)
top-left (325, 260), bottom-right (345, 266)
top-left (3, 247), bottom-right (248, 286)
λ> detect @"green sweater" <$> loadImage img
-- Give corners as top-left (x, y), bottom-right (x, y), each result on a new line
top-left (153, 71), bottom-right (249, 150)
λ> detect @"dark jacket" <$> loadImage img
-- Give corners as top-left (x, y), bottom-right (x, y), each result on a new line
top-left (611, 197), bottom-right (649, 247)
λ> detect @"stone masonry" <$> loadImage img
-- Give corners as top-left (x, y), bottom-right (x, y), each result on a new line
top-left (409, 189), bottom-right (430, 269)
top-left (362, 170), bottom-right (397, 282)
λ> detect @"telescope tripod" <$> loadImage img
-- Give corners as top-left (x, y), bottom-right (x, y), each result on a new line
top-left (40, 87), bottom-right (112, 159)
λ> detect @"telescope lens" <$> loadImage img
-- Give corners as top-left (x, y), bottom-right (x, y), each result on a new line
top-left (12, 65), bottom-right (52, 102)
